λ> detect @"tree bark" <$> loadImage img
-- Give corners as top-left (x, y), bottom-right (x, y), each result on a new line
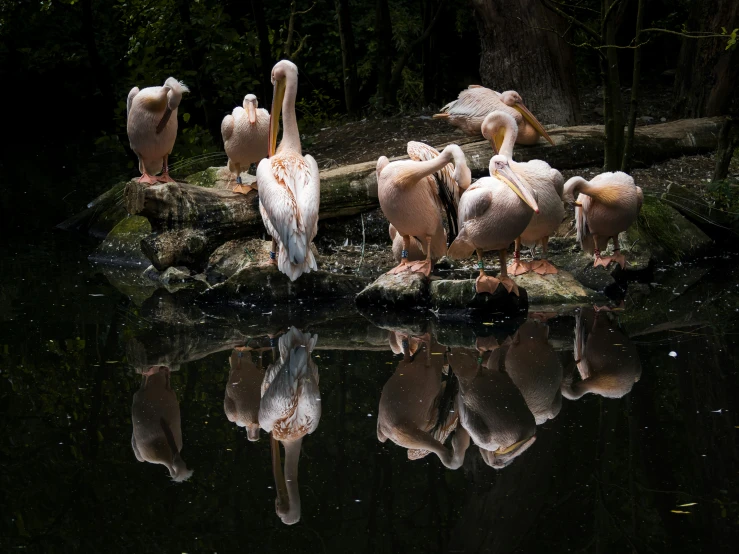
top-left (375, 0), bottom-right (393, 108)
top-left (712, 117), bottom-right (738, 182)
top-left (622, 0), bottom-right (644, 172)
top-left (672, 0), bottom-right (739, 118)
top-left (251, 0), bottom-right (273, 107)
top-left (600, 0), bottom-right (627, 171)
top-left (473, 0), bottom-right (580, 126)
top-left (335, 0), bottom-right (359, 115)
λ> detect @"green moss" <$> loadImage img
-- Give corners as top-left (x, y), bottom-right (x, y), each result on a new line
top-left (184, 166), bottom-right (220, 188)
top-left (108, 215), bottom-right (151, 236)
top-left (635, 196), bottom-right (685, 261)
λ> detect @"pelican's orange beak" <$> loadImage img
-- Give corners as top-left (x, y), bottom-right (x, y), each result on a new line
top-left (268, 78), bottom-right (287, 157)
top-left (490, 127), bottom-right (506, 155)
top-left (247, 101), bottom-right (257, 125)
top-left (496, 163), bottom-right (539, 214)
top-left (512, 101), bottom-right (555, 146)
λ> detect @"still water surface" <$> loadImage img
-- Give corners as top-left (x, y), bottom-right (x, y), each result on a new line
top-left (1, 232), bottom-right (737, 553)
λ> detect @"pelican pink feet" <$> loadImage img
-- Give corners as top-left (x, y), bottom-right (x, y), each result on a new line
top-left (593, 249), bottom-right (626, 269)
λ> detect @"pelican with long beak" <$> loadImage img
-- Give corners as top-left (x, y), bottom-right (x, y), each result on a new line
top-left (482, 111), bottom-right (565, 275)
top-left (221, 94), bottom-right (270, 194)
top-left (377, 142), bottom-right (471, 276)
top-left (434, 86), bottom-right (555, 146)
top-left (259, 327), bottom-right (320, 526)
top-left (256, 61), bottom-right (320, 281)
top-left (563, 172), bottom-right (643, 268)
top-left (127, 77), bottom-right (189, 184)
top-left (447, 152), bottom-right (539, 296)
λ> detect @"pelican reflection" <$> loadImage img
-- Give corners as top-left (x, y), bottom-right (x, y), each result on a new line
top-left (224, 347), bottom-right (265, 441)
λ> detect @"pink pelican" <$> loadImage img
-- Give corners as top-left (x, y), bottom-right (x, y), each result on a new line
top-left (224, 347), bottom-right (264, 441)
top-left (482, 111), bottom-right (565, 275)
top-left (257, 60), bottom-right (320, 281)
top-left (563, 173), bottom-right (643, 268)
top-left (434, 86), bottom-right (555, 146)
top-left (446, 152), bottom-right (539, 296)
top-left (259, 327), bottom-right (320, 525)
top-left (221, 94), bottom-right (270, 194)
top-left (127, 77), bottom-right (189, 184)
top-left (377, 142), bottom-right (471, 276)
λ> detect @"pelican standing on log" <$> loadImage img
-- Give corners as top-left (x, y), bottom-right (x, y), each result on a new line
top-left (434, 86), bottom-right (555, 146)
top-left (127, 77), bottom-right (189, 184)
top-left (257, 60), bottom-right (320, 281)
top-left (221, 94), bottom-right (270, 194)
top-left (482, 111), bottom-right (565, 275)
top-left (563, 173), bottom-right (643, 268)
top-left (377, 142), bottom-right (471, 276)
top-left (447, 151), bottom-right (539, 296)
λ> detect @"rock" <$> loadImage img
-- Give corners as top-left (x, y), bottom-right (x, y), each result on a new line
top-left (660, 185), bottom-right (724, 244)
top-left (57, 180), bottom-right (129, 239)
top-left (200, 265), bottom-right (369, 306)
top-left (626, 282), bottom-right (651, 307)
top-left (429, 279), bottom-right (525, 316)
top-left (355, 272), bottom-right (430, 309)
top-left (143, 265), bottom-right (161, 282)
top-left (205, 238), bottom-right (272, 283)
top-left (90, 215), bottom-right (151, 267)
top-left (513, 271), bottom-right (604, 305)
top-left (160, 266), bottom-right (194, 285)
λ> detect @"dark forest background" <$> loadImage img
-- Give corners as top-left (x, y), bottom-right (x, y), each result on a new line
top-left (0, 0), bottom-right (736, 233)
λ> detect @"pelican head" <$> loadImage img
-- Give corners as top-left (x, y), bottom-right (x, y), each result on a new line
top-left (268, 60), bottom-right (299, 156)
top-left (480, 435), bottom-right (537, 469)
top-left (481, 111), bottom-right (518, 155)
top-left (491, 154), bottom-right (539, 213)
top-left (499, 90), bottom-right (554, 146)
top-left (163, 77), bottom-right (189, 111)
top-left (243, 94), bottom-right (259, 124)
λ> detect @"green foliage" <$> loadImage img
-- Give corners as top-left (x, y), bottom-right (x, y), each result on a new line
top-left (705, 179), bottom-right (739, 222)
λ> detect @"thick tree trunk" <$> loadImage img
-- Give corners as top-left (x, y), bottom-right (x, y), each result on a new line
top-left (422, 0), bottom-right (440, 105)
top-left (622, 0), bottom-right (644, 172)
top-left (472, 0), bottom-right (580, 126)
top-left (375, 0), bottom-right (393, 108)
top-left (251, 0), bottom-right (273, 107)
top-left (712, 118), bottom-right (738, 182)
top-left (601, 0), bottom-right (626, 171)
top-left (335, 0), bottom-right (359, 115)
top-left (673, 0), bottom-right (739, 118)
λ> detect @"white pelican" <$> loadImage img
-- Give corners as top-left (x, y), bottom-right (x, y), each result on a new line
top-left (131, 366), bottom-right (193, 482)
top-left (259, 327), bottom-right (320, 526)
top-left (221, 94), bottom-right (269, 194)
top-left (447, 152), bottom-right (539, 296)
top-left (563, 172), bottom-right (643, 268)
top-left (127, 77), bottom-right (189, 184)
top-left (434, 86), bottom-right (555, 146)
top-left (257, 60), bottom-right (320, 281)
top-left (377, 142), bottom-right (471, 276)
top-left (224, 347), bottom-right (264, 441)
top-left (482, 111), bottom-right (565, 275)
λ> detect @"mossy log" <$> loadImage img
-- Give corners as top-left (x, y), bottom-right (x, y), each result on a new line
top-left (662, 182), bottom-right (738, 241)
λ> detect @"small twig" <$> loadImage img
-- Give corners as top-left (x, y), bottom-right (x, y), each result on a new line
top-left (357, 213), bottom-right (366, 271)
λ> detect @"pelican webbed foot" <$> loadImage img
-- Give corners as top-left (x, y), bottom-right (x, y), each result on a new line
top-left (387, 261), bottom-right (412, 275)
top-left (508, 259), bottom-right (531, 276)
top-left (475, 274), bottom-right (501, 295)
top-left (499, 276), bottom-right (520, 296)
top-left (593, 255), bottom-right (612, 269)
top-left (408, 259), bottom-right (432, 277)
top-left (530, 259), bottom-right (559, 275)
top-left (138, 172), bottom-right (159, 185)
top-left (233, 184), bottom-right (255, 195)
top-left (156, 172), bottom-right (176, 184)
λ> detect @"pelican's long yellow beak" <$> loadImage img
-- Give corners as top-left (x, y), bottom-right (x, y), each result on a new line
top-left (268, 78), bottom-right (287, 157)
top-left (247, 102), bottom-right (257, 125)
top-left (496, 164), bottom-right (539, 213)
top-left (513, 101), bottom-right (555, 146)
top-left (490, 127), bottom-right (506, 155)
top-left (494, 437), bottom-right (530, 455)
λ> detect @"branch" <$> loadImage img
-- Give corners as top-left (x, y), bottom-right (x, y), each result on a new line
top-left (549, 0), bottom-right (599, 16)
top-left (539, 0), bottom-right (600, 42)
top-left (641, 27), bottom-right (736, 40)
top-left (602, 0), bottom-right (625, 29)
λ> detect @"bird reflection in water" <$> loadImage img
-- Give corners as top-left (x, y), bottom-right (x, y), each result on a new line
top-left (562, 306), bottom-right (642, 400)
top-left (224, 346), bottom-right (266, 441)
top-left (377, 332), bottom-right (470, 469)
top-left (131, 366), bottom-right (193, 482)
top-left (258, 327), bottom-right (321, 525)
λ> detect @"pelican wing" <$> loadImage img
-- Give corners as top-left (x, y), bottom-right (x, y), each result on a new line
top-left (221, 113), bottom-right (235, 143)
top-left (300, 154), bottom-right (321, 246)
top-left (439, 87), bottom-right (502, 119)
top-left (575, 194), bottom-right (594, 254)
top-left (458, 183), bottom-right (493, 227)
top-left (127, 87), bottom-right (140, 121)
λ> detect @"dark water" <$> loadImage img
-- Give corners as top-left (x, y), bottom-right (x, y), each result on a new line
top-left (2, 232), bottom-right (738, 554)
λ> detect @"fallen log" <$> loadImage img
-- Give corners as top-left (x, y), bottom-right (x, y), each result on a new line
top-left (662, 182), bottom-right (739, 241)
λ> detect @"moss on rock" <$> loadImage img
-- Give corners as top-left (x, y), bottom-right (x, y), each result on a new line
top-left (91, 215), bottom-right (152, 266)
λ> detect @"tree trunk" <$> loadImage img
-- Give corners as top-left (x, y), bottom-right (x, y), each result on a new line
top-left (375, 0), bottom-right (393, 108)
top-left (600, 0), bottom-right (626, 171)
top-left (335, 0), bottom-right (359, 115)
top-left (251, 0), bottom-right (273, 107)
top-left (472, 0), bottom-right (580, 126)
top-left (422, 0), bottom-right (440, 105)
top-left (712, 117), bottom-right (738, 182)
top-left (673, 0), bottom-right (739, 118)
top-left (621, 0), bottom-right (644, 172)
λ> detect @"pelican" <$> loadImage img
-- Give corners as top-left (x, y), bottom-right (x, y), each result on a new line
top-left (454, 344), bottom-right (537, 469)
top-left (259, 327), bottom-right (320, 526)
top-left (377, 333), bottom-right (469, 468)
top-left (221, 94), bottom-right (270, 194)
top-left (257, 60), bottom-right (320, 281)
top-left (563, 172), bottom-right (643, 268)
top-left (434, 86), bottom-right (555, 146)
top-left (131, 366), bottom-right (193, 482)
top-left (562, 307), bottom-right (642, 399)
top-left (377, 142), bottom-right (471, 276)
top-left (482, 111), bottom-right (565, 275)
top-left (224, 347), bottom-right (264, 441)
top-left (446, 153), bottom-right (539, 296)
top-left (504, 320), bottom-right (563, 424)
top-left (127, 77), bottom-right (189, 184)
top-left (389, 224), bottom-right (426, 264)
